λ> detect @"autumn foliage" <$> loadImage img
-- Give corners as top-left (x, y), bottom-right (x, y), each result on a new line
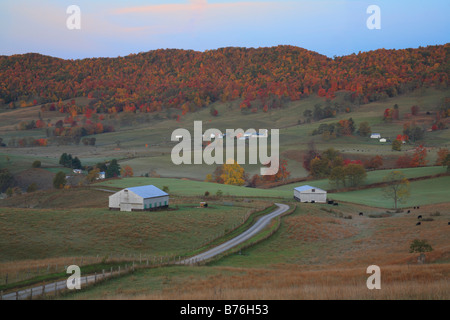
top-left (0, 44), bottom-right (447, 116)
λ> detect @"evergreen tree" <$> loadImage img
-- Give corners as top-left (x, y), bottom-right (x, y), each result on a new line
top-left (106, 159), bottom-right (121, 178)
top-left (53, 171), bottom-right (66, 189)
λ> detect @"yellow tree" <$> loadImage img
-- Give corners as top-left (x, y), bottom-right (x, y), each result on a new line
top-left (382, 171), bottom-right (410, 209)
top-left (220, 160), bottom-right (245, 186)
top-left (86, 168), bottom-right (100, 183)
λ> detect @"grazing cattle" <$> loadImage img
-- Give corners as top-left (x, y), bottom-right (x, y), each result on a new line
top-left (328, 200), bottom-right (334, 205)
top-left (333, 203), bottom-right (339, 206)
top-left (413, 206), bottom-right (416, 209)
top-left (418, 215), bottom-right (422, 219)
top-left (407, 210), bottom-right (410, 213)
top-left (417, 206), bottom-right (420, 209)
top-left (448, 222), bottom-right (450, 225)
top-left (359, 212), bottom-right (363, 216)
top-left (416, 222), bottom-right (421, 226)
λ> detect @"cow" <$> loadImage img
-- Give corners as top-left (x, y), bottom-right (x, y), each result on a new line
top-left (448, 222), bottom-right (450, 225)
top-left (417, 206), bottom-right (420, 209)
top-left (359, 212), bottom-right (364, 216)
top-left (333, 203), bottom-right (339, 206)
top-left (416, 222), bottom-right (421, 226)
top-left (418, 215), bottom-right (422, 219)
top-left (407, 210), bottom-right (411, 214)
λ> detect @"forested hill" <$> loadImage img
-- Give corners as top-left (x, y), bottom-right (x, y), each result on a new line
top-left (0, 44), bottom-right (448, 114)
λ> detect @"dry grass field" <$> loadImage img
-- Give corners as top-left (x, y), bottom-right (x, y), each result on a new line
top-left (63, 202), bottom-right (450, 300)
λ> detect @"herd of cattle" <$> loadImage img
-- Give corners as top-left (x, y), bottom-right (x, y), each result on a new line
top-left (326, 200), bottom-right (448, 225)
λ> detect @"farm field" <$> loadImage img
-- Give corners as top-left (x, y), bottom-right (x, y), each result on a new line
top-left (62, 201), bottom-right (450, 300)
top-left (0, 88), bottom-right (448, 181)
top-left (272, 166), bottom-right (448, 191)
top-left (0, 201), bottom-right (265, 263)
top-left (95, 177), bottom-right (293, 199)
top-left (330, 175), bottom-right (450, 208)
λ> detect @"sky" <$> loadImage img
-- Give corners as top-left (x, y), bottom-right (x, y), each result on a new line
top-left (0, 0), bottom-right (448, 59)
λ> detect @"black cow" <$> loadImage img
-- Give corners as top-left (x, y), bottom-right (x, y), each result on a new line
top-left (359, 212), bottom-right (364, 216)
top-left (418, 215), bottom-right (422, 219)
top-left (416, 222), bottom-right (421, 226)
top-left (448, 222), bottom-right (450, 225)
top-left (417, 206), bottom-right (420, 209)
top-left (407, 210), bottom-right (410, 213)
top-left (333, 203), bottom-right (339, 206)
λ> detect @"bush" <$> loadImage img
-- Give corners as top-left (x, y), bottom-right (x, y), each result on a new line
top-left (27, 183), bottom-right (38, 193)
top-left (53, 171), bottom-right (66, 189)
top-left (32, 160), bottom-right (41, 168)
top-left (409, 239), bottom-right (433, 253)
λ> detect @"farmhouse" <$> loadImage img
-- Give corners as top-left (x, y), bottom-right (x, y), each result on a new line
top-left (109, 185), bottom-right (169, 211)
top-left (294, 185), bottom-right (327, 203)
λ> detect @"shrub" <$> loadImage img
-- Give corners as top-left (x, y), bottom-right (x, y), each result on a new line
top-left (32, 160), bottom-right (41, 168)
top-left (409, 239), bottom-right (433, 253)
top-left (27, 183), bottom-right (38, 193)
top-left (53, 171), bottom-right (66, 189)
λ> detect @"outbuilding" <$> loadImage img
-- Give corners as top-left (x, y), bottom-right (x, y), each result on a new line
top-left (109, 185), bottom-right (169, 211)
top-left (294, 185), bottom-right (327, 203)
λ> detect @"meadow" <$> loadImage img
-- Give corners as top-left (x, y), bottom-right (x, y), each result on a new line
top-left (0, 88), bottom-right (448, 181)
top-left (330, 175), bottom-right (450, 208)
top-left (63, 201), bottom-right (450, 300)
top-left (0, 87), bottom-right (449, 299)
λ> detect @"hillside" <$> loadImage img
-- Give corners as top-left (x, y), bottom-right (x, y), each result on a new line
top-left (1, 44), bottom-right (448, 114)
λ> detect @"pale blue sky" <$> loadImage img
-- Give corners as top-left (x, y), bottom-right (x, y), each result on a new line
top-left (0, 0), bottom-right (448, 59)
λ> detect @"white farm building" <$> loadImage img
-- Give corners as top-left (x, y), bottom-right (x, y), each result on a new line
top-left (293, 185), bottom-right (327, 203)
top-left (109, 185), bottom-right (169, 212)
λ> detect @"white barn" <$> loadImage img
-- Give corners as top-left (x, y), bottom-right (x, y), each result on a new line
top-left (109, 185), bottom-right (169, 212)
top-left (294, 185), bottom-right (327, 203)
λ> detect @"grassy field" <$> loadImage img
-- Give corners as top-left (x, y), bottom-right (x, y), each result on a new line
top-left (1, 88), bottom-right (449, 300)
top-left (95, 177), bottom-right (293, 199)
top-left (330, 176), bottom-right (450, 208)
top-left (1, 88), bottom-right (448, 180)
top-left (273, 166), bottom-right (448, 192)
top-left (62, 201), bottom-right (450, 300)
top-left (95, 167), bottom-right (449, 208)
